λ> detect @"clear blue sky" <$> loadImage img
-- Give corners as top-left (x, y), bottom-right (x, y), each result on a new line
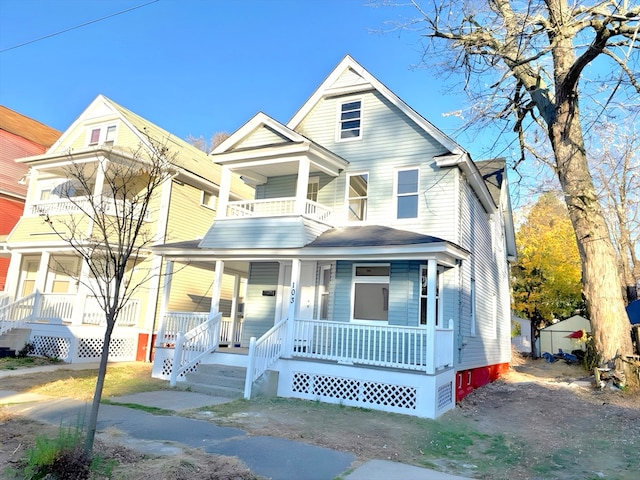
top-left (0, 1), bottom-right (496, 160)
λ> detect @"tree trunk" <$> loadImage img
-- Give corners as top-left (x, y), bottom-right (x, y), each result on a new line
top-left (550, 99), bottom-right (632, 367)
top-left (84, 320), bottom-right (114, 455)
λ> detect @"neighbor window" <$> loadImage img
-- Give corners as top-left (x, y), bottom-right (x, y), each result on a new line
top-left (396, 168), bottom-right (419, 219)
top-left (347, 173), bottom-right (368, 221)
top-left (307, 177), bottom-right (319, 202)
top-left (105, 125), bottom-right (117, 144)
top-left (201, 191), bottom-right (216, 209)
top-left (339, 100), bottom-right (362, 140)
top-left (352, 264), bottom-right (390, 321)
top-left (89, 128), bottom-right (101, 145)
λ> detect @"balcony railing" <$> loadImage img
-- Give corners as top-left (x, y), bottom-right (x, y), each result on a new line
top-left (29, 196), bottom-right (151, 221)
top-left (226, 198), bottom-right (333, 223)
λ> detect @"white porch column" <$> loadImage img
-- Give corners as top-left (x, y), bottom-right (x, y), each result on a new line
top-left (5, 252), bottom-right (22, 298)
top-left (211, 260), bottom-right (225, 314)
top-left (155, 260), bottom-right (174, 347)
top-left (217, 166), bottom-right (232, 219)
top-left (228, 273), bottom-right (241, 347)
top-left (35, 251), bottom-right (50, 292)
top-left (294, 158), bottom-right (310, 215)
top-left (87, 160), bottom-right (106, 236)
top-left (71, 260), bottom-right (91, 325)
top-left (425, 259), bottom-right (438, 375)
top-left (284, 258), bottom-right (301, 358)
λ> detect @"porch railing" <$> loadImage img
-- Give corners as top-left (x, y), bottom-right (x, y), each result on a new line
top-left (0, 291), bottom-right (140, 329)
top-left (244, 317), bottom-right (288, 399)
top-left (291, 318), bottom-right (454, 372)
top-left (169, 312), bottom-right (222, 386)
top-left (30, 195), bottom-right (151, 221)
top-left (226, 198), bottom-right (333, 223)
top-left (156, 312), bottom-right (210, 347)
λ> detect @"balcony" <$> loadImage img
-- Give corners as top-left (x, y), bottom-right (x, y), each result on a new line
top-left (29, 196), bottom-right (151, 221)
top-left (226, 197), bottom-right (333, 224)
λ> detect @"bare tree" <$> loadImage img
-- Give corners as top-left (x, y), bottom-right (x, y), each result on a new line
top-left (42, 135), bottom-right (177, 454)
top-left (385, 0), bottom-right (639, 372)
top-left (590, 119), bottom-right (640, 303)
top-left (186, 131), bottom-right (229, 152)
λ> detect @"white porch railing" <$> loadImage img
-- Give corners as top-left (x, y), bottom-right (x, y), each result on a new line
top-left (291, 318), bottom-right (454, 373)
top-left (169, 312), bottom-right (222, 386)
top-left (156, 312), bottom-right (211, 347)
top-left (220, 317), bottom-right (243, 346)
top-left (30, 195), bottom-right (151, 221)
top-left (226, 198), bottom-right (333, 223)
top-left (244, 317), bottom-right (288, 399)
top-left (0, 291), bottom-right (140, 331)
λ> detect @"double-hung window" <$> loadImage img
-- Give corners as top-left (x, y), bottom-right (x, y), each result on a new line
top-left (87, 125), bottom-right (117, 146)
top-left (338, 100), bottom-right (362, 140)
top-left (352, 265), bottom-right (390, 322)
top-left (396, 168), bottom-right (419, 219)
top-left (419, 265), bottom-right (443, 326)
top-left (347, 173), bottom-right (368, 221)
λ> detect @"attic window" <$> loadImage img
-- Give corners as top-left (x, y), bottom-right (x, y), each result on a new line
top-left (89, 128), bottom-right (101, 145)
top-left (104, 125), bottom-right (116, 145)
top-left (338, 100), bottom-right (361, 140)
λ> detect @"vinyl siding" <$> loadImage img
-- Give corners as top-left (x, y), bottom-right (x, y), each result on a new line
top-left (242, 262), bottom-right (279, 344)
top-left (165, 181), bottom-right (216, 243)
top-left (237, 125), bottom-right (290, 149)
top-left (296, 90), bottom-right (456, 238)
top-left (201, 217), bottom-right (311, 249)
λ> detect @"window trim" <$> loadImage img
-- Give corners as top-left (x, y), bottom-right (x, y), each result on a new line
top-left (394, 167), bottom-right (420, 220)
top-left (419, 264), bottom-right (444, 327)
top-left (346, 172), bottom-right (369, 222)
top-left (336, 98), bottom-right (363, 142)
top-left (87, 124), bottom-right (117, 146)
top-left (351, 263), bottom-right (390, 323)
top-left (201, 190), bottom-right (217, 210)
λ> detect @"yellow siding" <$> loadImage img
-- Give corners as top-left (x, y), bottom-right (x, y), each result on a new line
top-left (7, 217), bottom-right (60, 242)
top-left (165, 182), bottom-right (216, 243)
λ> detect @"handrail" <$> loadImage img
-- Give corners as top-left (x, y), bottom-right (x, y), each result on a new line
top-left (0, 292), bottom-right (38, 336)
top-left (244, 317), bottom-right (288, 399)
top-left (169, 312), bottom-right (222, 386)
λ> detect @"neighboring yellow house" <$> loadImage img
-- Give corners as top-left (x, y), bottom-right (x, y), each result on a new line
top-left (0, 95), bottom-right (252, 362)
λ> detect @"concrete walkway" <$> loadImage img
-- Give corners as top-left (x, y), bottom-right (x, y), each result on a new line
top-left (0, 363), bottom-right (471, 479)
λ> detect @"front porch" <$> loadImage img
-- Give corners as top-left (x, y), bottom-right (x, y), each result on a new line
top-left (151, 311), bottom-right (456, 418)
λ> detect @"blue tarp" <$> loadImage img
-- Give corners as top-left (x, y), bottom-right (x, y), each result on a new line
top-left (627, 300), bottom-right (640, 325)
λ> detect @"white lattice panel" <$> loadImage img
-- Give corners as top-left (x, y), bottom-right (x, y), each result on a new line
top-left (437, 381), bottom-right (453, 410)
top-left (33, 335), bottom-right (71, 360)
top-left (77, 337), bottom-right (136, 360)
top-left (292, 372), bottom-right (418, 411)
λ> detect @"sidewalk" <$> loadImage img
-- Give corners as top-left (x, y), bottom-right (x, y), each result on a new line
top-left (1, 363), bottom-right (471, 480)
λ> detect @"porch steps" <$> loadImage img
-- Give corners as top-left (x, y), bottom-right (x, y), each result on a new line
top-left (0, 328), bottom-right (31, 354)
top-left (182, 364), bottom-right (246, 399)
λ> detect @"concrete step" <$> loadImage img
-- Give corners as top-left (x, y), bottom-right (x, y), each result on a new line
top-left (182, 364), bottom-right (247, 399)
top-left (0, 328), bottom-right (31, 351)
top-left (0, 347), bottom-right (16, 358)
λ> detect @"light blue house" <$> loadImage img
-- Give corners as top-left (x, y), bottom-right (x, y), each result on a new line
top-left (152, 55), bottom-right (516, 418)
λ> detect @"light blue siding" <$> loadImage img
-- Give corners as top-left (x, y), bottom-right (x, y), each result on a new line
top-left (242, 262), bottom-right (279, 345)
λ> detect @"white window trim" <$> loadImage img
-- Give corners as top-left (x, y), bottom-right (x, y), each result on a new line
top-left (86, 124), bottom-right (118, 146)
top-left (307, 176), bottom-right (320, 202)
top-left (394, 166), bottom-right (420, 221)
top-left (200, 190), bottom-right (217, 210)
top-left (419, 264), bottom-right (444, 327)
top-left (345, 171), bottom-right (369, 223)
top-left (336, 98), bottom-right (363, 142)
top-left (317, 264), bottom-right (332, 320)
top-left (350, 263), bottom-right (390, 324)
top-left (470, 278), bottom-right (476, 337)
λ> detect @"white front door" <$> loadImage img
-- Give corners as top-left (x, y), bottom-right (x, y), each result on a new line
top-left (278, 261), bottom-right (316, 321)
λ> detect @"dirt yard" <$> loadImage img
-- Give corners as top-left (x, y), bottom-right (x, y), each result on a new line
top-left (1, 357), bottom-right (639, 479)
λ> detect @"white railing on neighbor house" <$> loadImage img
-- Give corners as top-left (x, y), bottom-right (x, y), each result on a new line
top-left (291, 318), bottom-right (455, 373)
top-left (244, 317), bottom-right (288, 399)
top-left (30, 196), bottom-right (151, 221)
top-left (226, 198), bottom-right (333, 223)
top-left (169, 312), bottom-right (222, 386)
top-left (0, 291), bottom-right (140, 332)
top-left (157, 312), bottom-right (243, 348)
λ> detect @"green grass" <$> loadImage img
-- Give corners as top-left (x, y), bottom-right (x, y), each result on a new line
top-left (0, 356), bottom-right (61, 370)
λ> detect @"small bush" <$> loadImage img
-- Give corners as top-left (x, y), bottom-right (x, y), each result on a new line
top-left (17, 342), bottom-right (35, 358)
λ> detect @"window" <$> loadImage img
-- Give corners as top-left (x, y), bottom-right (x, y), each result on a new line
top-left (339, 100), bottom-right (361, 140)
top-left (105, 125), bottom-right (117, 144)
top-left (201, 191), bottom-right (216, 210)
top-left (347, 173), bottom-right (368, 221)
top-left (352, 264), bottom-right (389, 321)
top-left (307, 177), bottom-right (319, 202)
top-left (396, 168), bottom-right (419, 219)
top-left (89, 128), bottom-right (100, 145)
top-left (318, 265), bottom-right (331, 320)
top-left (419, 265), bottom-right (443, 326)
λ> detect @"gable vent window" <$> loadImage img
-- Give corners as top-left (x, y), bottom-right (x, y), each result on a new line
top-left (339, 100), bottom-right (362, 140)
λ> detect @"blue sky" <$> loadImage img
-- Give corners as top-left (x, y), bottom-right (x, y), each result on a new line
top-left (0, 1), bottom-right (488, 153)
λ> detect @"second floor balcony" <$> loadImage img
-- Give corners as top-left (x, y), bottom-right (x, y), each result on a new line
top-left (226, 197), bottom-right (334, 224)
top-left (28, 195), bottom-right (151, 222)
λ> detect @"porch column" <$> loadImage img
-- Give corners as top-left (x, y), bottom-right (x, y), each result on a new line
top-left (70, 260), bottom-right (91, 326)
top-left (211, 260), bottom-right (225, 314)
top-left (284, 258), bottom-right (301, 358)
top-left (155, 260), bottom-right (173, 347)
top-left (87, 160), bottom-right (106, 236)
top-left (5, 252), bottom-right (22, 298)
top-left (228, 273), bottom-right (241, 347)
top-left (425, 259), bottom-right (438, 375)
top-left (217, 166), bottom-right (232, 219)
top-left (35, 252), bottom-right (50, 292)
top-left (294, 158), bottom-right (310, 215)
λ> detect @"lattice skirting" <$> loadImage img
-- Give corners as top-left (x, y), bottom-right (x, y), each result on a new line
top-left (292, 371), bottom-right (418, 411)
